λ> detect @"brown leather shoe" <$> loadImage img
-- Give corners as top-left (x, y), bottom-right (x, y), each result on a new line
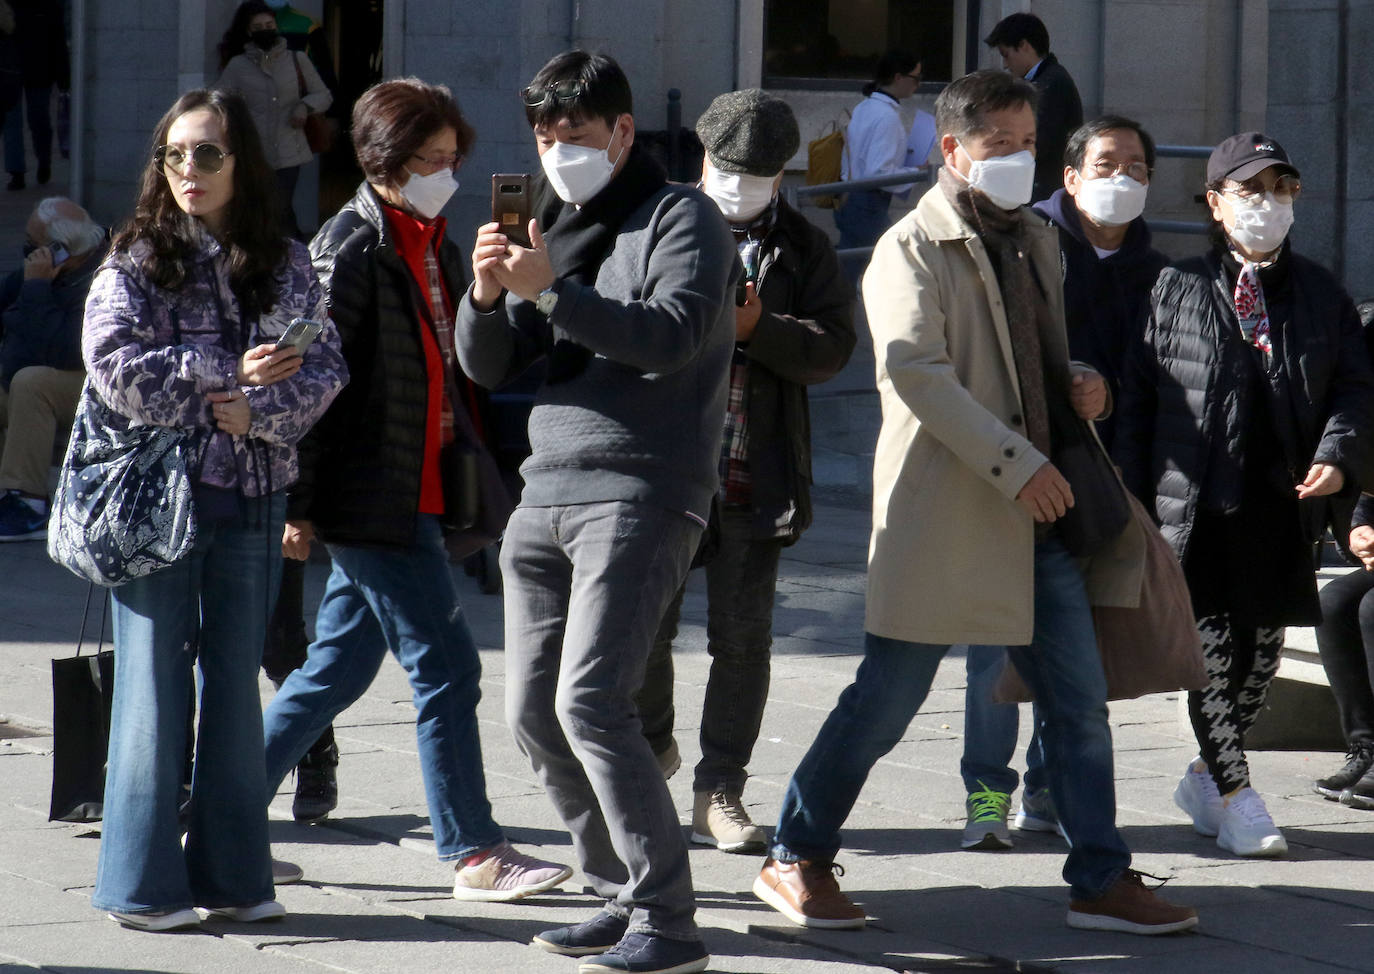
top-left (752, 857), bottom-right (866, 929)
top-left (1067, 870), bottom-right (1199, 935)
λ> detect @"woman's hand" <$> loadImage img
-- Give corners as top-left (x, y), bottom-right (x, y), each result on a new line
top-left (282, 519), bottom-right (314, 560)
top-left (1296, 462), bottom-right (1344, 499)
top-left (289, 104), bottom-right (308, 129)
top-left (208, 388), bottom-right (251, 435)
top-left (238, 343), bottom-right (303, 386)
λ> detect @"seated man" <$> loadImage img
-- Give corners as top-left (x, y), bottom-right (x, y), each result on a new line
top-left (0, 196), bottom-right (105, 541)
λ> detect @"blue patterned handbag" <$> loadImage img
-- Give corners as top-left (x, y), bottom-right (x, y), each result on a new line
top-left (47, 382), bottom-right (199, 587)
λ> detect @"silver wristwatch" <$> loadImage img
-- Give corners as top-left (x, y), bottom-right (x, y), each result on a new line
top-left (535, 283), bottom-right (559, 317)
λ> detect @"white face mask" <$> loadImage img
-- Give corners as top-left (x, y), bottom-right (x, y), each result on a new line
top-left (1225, 191), bottom-right (1294, 255)
top-left (703, 167), bottom-right (777, 223)
top-left (400, 167), bottom-right (459, 220)
top-left (540, 121), bottom-right (625, 205)
top-left (1074, 172), bottom-right (1148, 227)
top-left (955, 142), bottom-right (1036, 211)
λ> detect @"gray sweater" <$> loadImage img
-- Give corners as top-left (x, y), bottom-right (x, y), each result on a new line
top-left (455, 183), bottom-right (738, 522)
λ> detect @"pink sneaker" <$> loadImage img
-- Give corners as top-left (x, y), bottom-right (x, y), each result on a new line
top-left (453, 841), bottom-right (572, 902)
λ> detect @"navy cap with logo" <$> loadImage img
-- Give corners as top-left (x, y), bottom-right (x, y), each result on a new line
top-left (1207, 131), bottom-right (1300, 184)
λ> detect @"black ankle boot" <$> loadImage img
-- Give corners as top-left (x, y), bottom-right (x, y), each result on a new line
top-left (293, 741), bottom-right (339, 822)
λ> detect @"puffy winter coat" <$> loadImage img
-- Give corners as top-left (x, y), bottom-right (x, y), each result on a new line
top-left (1114, 245), bottom-right (1374, 562)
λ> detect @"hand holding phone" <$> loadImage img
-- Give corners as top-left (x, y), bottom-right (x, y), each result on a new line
top-left (492, 173), bottom-right (532, 248)
top-left (276, 317), bottom-right (323, 355)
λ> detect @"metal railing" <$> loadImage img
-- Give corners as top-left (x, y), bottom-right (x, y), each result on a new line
top-left (784, 145), bottom-right (1216, 265)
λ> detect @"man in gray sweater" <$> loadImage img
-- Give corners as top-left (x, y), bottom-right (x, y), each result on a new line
top-left (455, 51), bottom-right (736, 974)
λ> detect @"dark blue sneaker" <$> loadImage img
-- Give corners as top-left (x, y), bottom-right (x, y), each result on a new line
top-left (0, 491), bottom-right (47, 542)
top-left (533, 910), bottom-right (630, 957)
top-left (577, 932), bottom-right (709, 974)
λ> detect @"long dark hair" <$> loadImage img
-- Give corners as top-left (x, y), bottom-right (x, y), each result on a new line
top-left (111, 88), bottom-right (287, 319)
top-left (218, 0), bottom-right (274, 69)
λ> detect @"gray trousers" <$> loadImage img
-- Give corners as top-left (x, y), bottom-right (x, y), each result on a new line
top-left (501, 500), bottom-right (703, 940)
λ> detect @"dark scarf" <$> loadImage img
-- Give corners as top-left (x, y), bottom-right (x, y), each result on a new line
top-left (938, 167), bottom-right (1053, 457)
top-left (537, 144), bottom-right (668, 381)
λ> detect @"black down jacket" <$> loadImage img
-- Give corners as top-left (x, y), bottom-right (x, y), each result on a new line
top-left (1114, 245), bottom-right (1374, 563)
top-left (289, 182), bottom-right (471, 548)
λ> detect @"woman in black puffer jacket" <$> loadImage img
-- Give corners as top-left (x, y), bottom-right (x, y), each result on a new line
top-left (1115, 133), bottom-right (1374, 860)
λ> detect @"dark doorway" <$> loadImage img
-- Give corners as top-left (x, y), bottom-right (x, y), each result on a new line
top-left (317, 0), bottom-right (384, 221)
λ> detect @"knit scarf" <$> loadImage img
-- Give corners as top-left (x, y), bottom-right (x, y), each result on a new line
top-left (938, 167), bottom-right (1052, 457)
top-left (537, 144), bottom-right (668, 382)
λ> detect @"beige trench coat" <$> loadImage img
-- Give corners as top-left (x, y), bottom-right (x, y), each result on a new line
top-left (862, 181), bottom-right (1145, 647)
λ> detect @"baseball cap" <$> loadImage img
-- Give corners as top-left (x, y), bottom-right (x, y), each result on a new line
top-left (1207, 132), bottom-right (1299, 184)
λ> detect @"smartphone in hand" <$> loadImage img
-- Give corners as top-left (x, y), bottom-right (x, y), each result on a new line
top-left (276, 317), bottom-right (323, 355)
top-left (49, 243), bottom-right (69, 266)
top-left (492, 173), bottom-right (532, 248)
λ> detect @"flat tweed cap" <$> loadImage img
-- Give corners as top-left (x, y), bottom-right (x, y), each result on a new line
top-left (695, 88), bottom-right (800, 177)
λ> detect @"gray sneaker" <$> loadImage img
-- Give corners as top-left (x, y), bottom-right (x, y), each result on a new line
top-left (1014, 787), bottom-right (1068, 841)
top-left (453, 841), bottom-right (573, 901)
top-left (690, 790), bottom-right (766, 854)
top-left (961, 781), bottom-right (1012, 850)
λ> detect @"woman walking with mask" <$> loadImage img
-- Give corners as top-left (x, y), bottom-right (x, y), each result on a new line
top-left (261, 78), bottom-right (571, 902)
top-left (1115, 133), bottom-right (1374, 858)
top-left (218, 0), bottom-right (330, 237)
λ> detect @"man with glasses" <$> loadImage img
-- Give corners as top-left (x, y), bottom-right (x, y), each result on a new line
top-left (958, 117), bottom-right (1170, 852)
top-left (455, 50), bottom-right (736, 974)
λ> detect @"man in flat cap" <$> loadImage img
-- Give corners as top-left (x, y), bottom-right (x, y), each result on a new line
top-left (636, 88), bottom-right (856, 854)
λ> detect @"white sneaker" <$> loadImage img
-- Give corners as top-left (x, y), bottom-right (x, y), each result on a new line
top-left (1216, 787), bottom-right (1287, 857)
top-left (107, 907), bottom-right (201, 931)
top-left (1172, 761), bottom-right (1223, 837)
top-left (200, 900), bottom-right (287, 922)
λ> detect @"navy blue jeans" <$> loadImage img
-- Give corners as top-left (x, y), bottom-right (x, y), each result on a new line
top-left (772, 538), bottom-right (1131, 900)
top-left (262, 514), bottom-right (503, 860)
top-left (94, 493), bottom-right (284, 914)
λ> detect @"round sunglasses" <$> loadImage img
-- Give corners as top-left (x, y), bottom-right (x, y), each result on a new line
top-left (154, 142), bottom-right (234, 175)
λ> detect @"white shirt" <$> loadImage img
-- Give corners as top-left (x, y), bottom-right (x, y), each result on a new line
top-left (842, 91), bottom-right (915, 195)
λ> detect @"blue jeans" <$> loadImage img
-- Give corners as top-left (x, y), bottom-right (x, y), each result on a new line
top-left (93, 493), bottom-right (285, 914)
top-left (4, 85), bottom-right (52, 174)
top-left (962, 645), bottom-right (1046, 796)
top-left (261, 514), bottom-right (503, 860)
top-left (773, 538), bottom-right (1131, 900)
top-left (639, 505), bottom-right (785, 794)
top-left (503, 501), bottom-right (702, 940)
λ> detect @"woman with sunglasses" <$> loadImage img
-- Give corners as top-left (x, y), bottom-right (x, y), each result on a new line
top-left (1115, 132), bottom-right (1374, 858)
top-left (834, 49), bottom-right (922, 261)
top-left (83, 87), bottom-right (346, 930)
top-left (258, 77), bottom-right (571, 902)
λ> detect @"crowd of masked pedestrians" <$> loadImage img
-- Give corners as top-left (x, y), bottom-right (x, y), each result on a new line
top-left (10, 9), bottom-right (1374, 974)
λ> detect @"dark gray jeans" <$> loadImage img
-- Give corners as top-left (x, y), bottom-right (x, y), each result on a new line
top-left (639, 505), bottom-right (784, 795)
top-left (501, 501), bottom-right (703, 940)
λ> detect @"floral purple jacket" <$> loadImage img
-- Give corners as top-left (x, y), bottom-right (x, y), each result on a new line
top-left (81, 229), bottom-right (348, 496)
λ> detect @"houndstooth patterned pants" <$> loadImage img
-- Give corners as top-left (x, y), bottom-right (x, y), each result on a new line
top-left (1187, 613), bottom-right (1284, 794)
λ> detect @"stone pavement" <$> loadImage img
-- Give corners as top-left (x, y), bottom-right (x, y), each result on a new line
top-left (2, 496), bottom-right (1373, 974)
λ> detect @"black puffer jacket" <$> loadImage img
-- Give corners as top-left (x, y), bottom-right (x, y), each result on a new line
top-left (289, 182), bottom-right (469, 548)
top-left (1114, 244), bottom-right (1374, 562)
top-left (739, 198), bottom-right (855, 542)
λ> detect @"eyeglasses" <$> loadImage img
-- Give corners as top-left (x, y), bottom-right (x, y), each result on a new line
top-left (154, 143), bottom-right (233, 175)
top-left (521, 79), bottom-right (586, 109)
top-left (1222, 173), bottom-right (1302, 205)
top-left (411, 151), bottom-right (462, 171)
top-left (904, 72), bottom-right (923, 83)
top-left (1086, 159), bottom-right (1152, 183)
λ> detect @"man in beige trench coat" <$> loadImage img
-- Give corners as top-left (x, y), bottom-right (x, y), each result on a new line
top-left (751, 70), bottom-right (1198, 937)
